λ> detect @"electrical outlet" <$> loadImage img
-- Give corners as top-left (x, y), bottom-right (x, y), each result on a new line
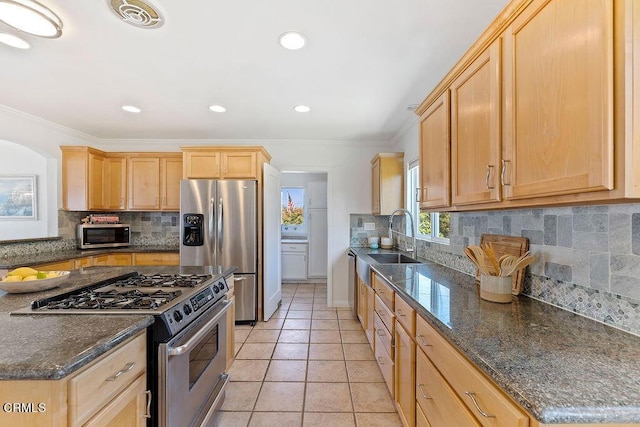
top-left (364, 222), bottom-right (375, 230)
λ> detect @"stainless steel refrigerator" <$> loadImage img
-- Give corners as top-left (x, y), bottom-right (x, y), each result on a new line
top-left (180, 179), bottom-right (258, 323)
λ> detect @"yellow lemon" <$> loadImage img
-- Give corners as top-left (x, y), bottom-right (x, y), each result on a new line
top-left (22, 275), bottom-right (38, 281)
top-left (2, 275), bottom-right (22, 282)
top-left (8, 267), bottom-right (38, 278)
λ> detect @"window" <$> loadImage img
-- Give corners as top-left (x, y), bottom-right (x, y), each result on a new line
top-left (281, 187), bottom-right (306, 235)
top-left (407, 160), bottom-right (450, 243)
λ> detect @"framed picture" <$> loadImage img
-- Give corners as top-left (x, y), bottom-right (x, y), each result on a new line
top-left (0, 175), bottom-right (37, 220)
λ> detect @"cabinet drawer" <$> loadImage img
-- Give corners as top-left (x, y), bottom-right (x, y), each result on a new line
top-left (395, 296), bottom-right (415, 336)
top-left (280, 243), bottom-right (307, 252)
top-left (374, 294), bottom-right (395, 334)
top-left (68, 332), bottom-right (147, 426)
top-left (374, 336), bottom-right (394, 397)
top-left (373, 273), bottom-right (395, 309)
top-left (416, 316), bottom-right (528, 427)
top-left (416, 350), bottom-right (481, 427)
top-left (416, 400), bottom-right (432, 427)
top-left (373, 311), bottom-right (393, 359)
top-left (133, 252), bottom-right (179, 266)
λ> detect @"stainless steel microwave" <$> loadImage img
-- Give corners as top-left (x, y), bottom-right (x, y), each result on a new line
top-left (76, 224), bottom-right (130, 249)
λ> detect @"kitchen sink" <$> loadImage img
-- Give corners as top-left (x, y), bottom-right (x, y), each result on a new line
top-left (367, 253), bottom-right (421, 264)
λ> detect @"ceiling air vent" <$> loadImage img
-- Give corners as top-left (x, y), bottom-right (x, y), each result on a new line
top-left (107, 0), bottom-right (164, 29)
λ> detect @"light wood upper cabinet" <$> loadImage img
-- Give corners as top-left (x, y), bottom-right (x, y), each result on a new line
top-left (502, 0), bottom-right (614, 200)
top-left (128, 154), bottom-right (182, 211)
top-left (62, 146), bottom-right (108, 211)
top-left (419, 91), bottom-right (450, 209)
top-left (161, 157), bottom-right (182, 210)
top-left (181, 146), bottom-right (271, 180)
top-left (105, 156), bottom-right (127, 210)
top-left (371, 153), bottom-right (404, 215)
top-left (222, 151), bottom-right (257, 178)
top-left (450, 40), bottom-right (501, 206)
top-left (128, 157), bottom-right (161, 210)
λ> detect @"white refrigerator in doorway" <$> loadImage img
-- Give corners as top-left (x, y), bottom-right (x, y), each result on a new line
top-left (180, 179), bottom-right (258, 323)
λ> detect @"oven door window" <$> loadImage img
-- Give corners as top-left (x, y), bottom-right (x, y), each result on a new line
top-left (189, 324), bottom-right (219, 389)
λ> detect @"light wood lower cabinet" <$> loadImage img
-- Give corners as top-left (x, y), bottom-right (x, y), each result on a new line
top-left (416, 349), bottom-right (480, 427)
top-left (415, 315), bottom-right (528, 427)
top-left (92, 253), bottom-right (132, 266)
top-left (32, 260), bottom-right (76, 271)
top-left (365, 285), bottom-right (375, 348)
top-left (132, 253), bottom-right (179, 266)
top-left (226, 275), bottom-right (236, 371)
top-left (395, 320), bottom-right (415, 427)
top-left (0, 332), bottom-right (149, 427)
top-left (416, 401), bottom-right (432, 427)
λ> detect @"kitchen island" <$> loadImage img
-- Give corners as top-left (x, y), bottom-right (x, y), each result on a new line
top-left (351, 247), bottom-right (640, 425)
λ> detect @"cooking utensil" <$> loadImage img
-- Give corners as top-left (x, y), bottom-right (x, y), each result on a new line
top-left (477, 234), bottom-right (530, 295)
top-left (482, 242), bottom-right (500, 274)
top-left (501, 254), bottom-right (536, 277)
top-left (466, 245), bottom-right (490, 275)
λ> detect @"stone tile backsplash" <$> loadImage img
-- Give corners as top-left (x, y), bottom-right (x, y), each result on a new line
top-left (1, 210), bottom-right (179, 259)
top-left (351, 203), bottom-right (640, 336)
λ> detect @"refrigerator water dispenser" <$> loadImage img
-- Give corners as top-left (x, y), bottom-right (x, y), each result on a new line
top-left (183, 214), bottom-right (204, 246)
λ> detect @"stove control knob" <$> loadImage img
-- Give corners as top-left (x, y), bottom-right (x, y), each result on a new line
top-left (183, 304), bottom-right (192, 315)
top-left (173, 309), bottom-right (183, 322)
top-left (213, 284), bottom-right (220, 293)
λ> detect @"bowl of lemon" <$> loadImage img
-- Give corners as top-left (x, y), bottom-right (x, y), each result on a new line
top-left (0, 267), bottom-right (70, 294)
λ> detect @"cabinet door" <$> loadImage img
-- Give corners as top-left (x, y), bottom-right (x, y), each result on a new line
top-left (419, 91), bottom-right (450, 209)
top-left (281, 252), bottom-right (307, 280)
top-left (502, 0), bottom-right (613, 199)
top-left (105, 157), bottom-right (127, 210)
top-left (307, 209), bottom-right (327, 278)
top-left (160, 157), bottom-right (182, 211)
top-left (222, 152), bottom-right (257, 178)
top-left (226, 293), bottom-right (236, 371)
top-left (184, 151), bottom-right (221, 178)
top-left (450, 41), bottom-right (501, 206)
top-left (416, 350), bottom-right (480, 427)
top-left (74, 257), bottom-right (93, 269)
top-left (34, 260), bottom-right (75, 271)
top-left (88, 152), bottom-right (106, 210)
top-left (395, 322), bottom-right (415, 427)
top-left (93, 254), bottom-right (132, 266)
top-left (307, 180), bottom-right (327, 208)
top-left (128, 157), bottom-right (160, 210)
top-left (365, 285), bottom-right (375, 348)
top-left (371, 158), bottom-right (381, 214)
top-left (83, 374), bottom-right (148, 427)
top-left (133, 253), bottom-right (179, 266)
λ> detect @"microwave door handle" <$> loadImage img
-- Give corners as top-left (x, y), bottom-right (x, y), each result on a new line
top-left (218, 198), bottom-right (223, 255)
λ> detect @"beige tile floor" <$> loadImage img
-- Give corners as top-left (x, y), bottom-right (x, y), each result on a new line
top-left (213, 282), bottom-right (403, 427)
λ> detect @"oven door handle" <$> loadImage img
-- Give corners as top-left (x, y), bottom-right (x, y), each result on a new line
top-left (168, 300), bottom-right (232, 357)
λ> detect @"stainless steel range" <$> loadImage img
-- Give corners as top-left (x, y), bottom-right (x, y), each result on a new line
top-left (18, 271), bottom-right (231, 427)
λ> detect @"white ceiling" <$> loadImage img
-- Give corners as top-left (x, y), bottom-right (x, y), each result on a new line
top-left (0, 0), bottom-right (509, 142)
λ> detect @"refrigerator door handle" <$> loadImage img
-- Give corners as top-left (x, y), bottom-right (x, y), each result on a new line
top-left (209, 197), bottom-right (216, 253)
top-left (218, 198), bottom-right (224, 254)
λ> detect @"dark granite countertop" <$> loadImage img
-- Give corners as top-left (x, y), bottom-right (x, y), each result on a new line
top-left (0, 265), bottom-right (233, 381)
top-left (350, 247), bottom-right (640, 424)
top-left (0, 245), bottom-right (178, 270)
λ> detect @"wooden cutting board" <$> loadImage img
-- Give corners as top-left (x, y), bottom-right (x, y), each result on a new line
top-left (475, 234), bottom-right (529, 295)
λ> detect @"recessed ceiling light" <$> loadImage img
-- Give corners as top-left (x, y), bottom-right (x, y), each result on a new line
top-left (279, 31), bottom-right (306, 50)
top-left (294, 105), bottom-right (311, 113)
top-left (122, 105), bottom-right (141, 113)
top-left (0, 0), bottom-right (63, 38)
top-left (208, 105), bottom-right (226, 113)
top-left (0, 32), bottom-right (29, 49)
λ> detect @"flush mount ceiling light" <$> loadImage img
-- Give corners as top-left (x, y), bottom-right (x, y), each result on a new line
top-left (294, 105), bottom-right (311, 113)
top-left (107, 0), bottom-right (164, 29)
top-left (278, 31), bottom-right (306, 50)
top-left (208, 105), bottom-right (226, 113)
top-left (0, 32), bottom-right (29, 48)
top-left (0, 0), bottom-right (63, 38)
top-left (122, 105), bottom-right (141, 113)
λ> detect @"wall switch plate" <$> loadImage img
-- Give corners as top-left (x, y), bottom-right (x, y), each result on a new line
top-left (364, 222), bottom-right (375, 230)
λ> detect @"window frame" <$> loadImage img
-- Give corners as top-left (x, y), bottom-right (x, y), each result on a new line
top-left (407, 159), bottom-right (450, 244)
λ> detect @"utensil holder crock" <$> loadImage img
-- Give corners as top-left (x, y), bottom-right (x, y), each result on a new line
top-left (480, 274), bottom-right (512, 303)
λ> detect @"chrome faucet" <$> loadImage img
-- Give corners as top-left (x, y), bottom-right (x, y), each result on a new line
top-left (388, 209), bottom-right (416, 258)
